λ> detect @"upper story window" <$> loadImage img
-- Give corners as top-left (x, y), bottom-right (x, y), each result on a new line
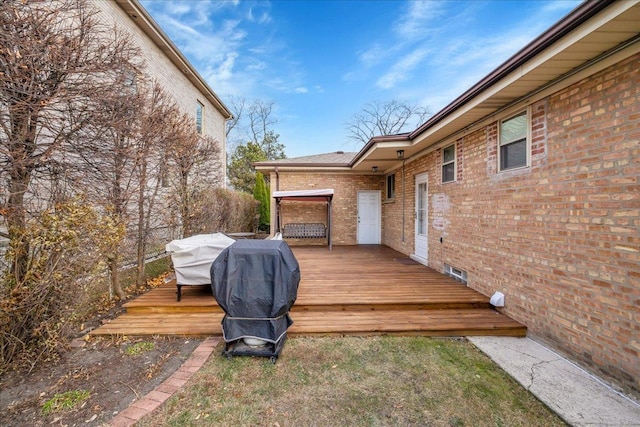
top-left (442, 144), bottom-right (456, 183)
top-left (124, 70), bottom-right (137, 92)
top-left (386, 173), bottom-right (396, 200)
top-left (499, 110), bottom-right (529, 171)
top-left (196, 100), bottom-right (204, 134)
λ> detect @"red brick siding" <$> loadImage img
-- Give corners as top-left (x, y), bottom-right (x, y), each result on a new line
top-left (383, 53), bottom-right (640, 397)
top-left (270, 172), bottom-right (383, 245)
top-left (273, 53), bottom-right (639, 397)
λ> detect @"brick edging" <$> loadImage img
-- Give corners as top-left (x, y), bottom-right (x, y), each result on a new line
top-left (107, 337), bottom-right (220, 427)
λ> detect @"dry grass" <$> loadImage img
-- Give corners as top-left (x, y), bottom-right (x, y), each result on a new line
top-left (139, 336), bottom-right (566, 427)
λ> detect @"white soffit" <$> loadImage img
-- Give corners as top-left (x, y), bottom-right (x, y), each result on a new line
top-left (409, 0), bottom-right (640, 148)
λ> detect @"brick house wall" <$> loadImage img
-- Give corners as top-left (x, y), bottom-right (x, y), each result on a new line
top-left (269, 172), bottom-right (383, 245)
top-left (97, 1), bottom-right (228, 187)
top-left (382, 52), bottom-right (639, 397)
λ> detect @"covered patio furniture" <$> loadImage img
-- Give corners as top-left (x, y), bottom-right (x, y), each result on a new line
top-left (165, 233), bottom-right (235, 301)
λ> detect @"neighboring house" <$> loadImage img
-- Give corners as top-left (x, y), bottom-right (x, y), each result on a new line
top-left (102, 0), bottom-right (232, 186)
top-left (1, 0), bottom-right (230, 258)
top-left (95, 0), bottom-right (232, 246)
top-left (256, 1), bottom-right (640, 399)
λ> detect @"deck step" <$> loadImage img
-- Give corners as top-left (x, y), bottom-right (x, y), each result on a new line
top-left (90, 245), bottom-right (527, 338)
top-left (125, 300), bottom-right (490, 315)
top-left (90, 309), bottom-right (526, 337)
top-left (124, 281), bottom-right (491, 314)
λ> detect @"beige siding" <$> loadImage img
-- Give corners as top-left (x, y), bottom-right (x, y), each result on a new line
top-left (96, 1), bottom-right (227, 185)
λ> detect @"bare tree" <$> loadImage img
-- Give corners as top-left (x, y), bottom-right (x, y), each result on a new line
top-left (133, 82), bottom-right (179, 287)
top-left (225, 94), bottom-right (245, 139)
top-left (226, 97), bottom-right (280, 153)
top-left (67, 68), bottom-right (144, 299)
top-left (248, 100), bottom-right (277, 145)
top-left (345, 99), bottom-right (431, 147)
top-left (166, 115), bottom-right (221, 237)
top-left (0, 0), bottom-right (140, 284)
top-left (225, 97), bottom-right (285, 193)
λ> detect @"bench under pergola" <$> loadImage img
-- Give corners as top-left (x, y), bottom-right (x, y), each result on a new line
top-left (273, 188), bottom-right (333, 250)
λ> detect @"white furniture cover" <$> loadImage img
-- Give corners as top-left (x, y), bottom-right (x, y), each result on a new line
top-left (165, 233), bottom-right (235, 285)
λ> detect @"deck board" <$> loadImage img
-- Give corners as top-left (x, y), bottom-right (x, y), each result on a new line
top-left (92, 309), bottom-right (524, 337)
top-left (91, 245), bottom-right (526, 337)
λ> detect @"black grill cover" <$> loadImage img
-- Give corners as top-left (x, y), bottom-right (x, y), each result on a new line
top-left (211, 240), bottom-right (300, 344)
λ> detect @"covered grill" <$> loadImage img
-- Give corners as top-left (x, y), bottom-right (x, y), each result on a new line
top-left (211, 239), bottom-right (300, 362)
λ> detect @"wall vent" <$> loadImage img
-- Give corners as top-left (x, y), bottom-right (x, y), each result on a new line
top-left (444, 264), bottom-right (467, 284)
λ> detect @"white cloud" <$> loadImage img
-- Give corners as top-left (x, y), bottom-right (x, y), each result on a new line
top-left (216, 52), bottom-right (238, 81)
top-left (358, 43), bottom-right (386, 68)
top-left (394, 1), bottom-right (447, 42)
top-left (376, 47), bottom-right (430, 89)
top-left (348, 1), bottom-right (448, 89)
top-left (541, 0), bottom-right (581, 14)
top-left (164, 3), bottom-right (191, 16)
top-left (247, 3), bottom-right (272, 23)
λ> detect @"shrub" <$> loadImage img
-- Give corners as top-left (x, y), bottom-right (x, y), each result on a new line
top-left (0, 199), bottom-right (111, 372)
top-left (253, 172), bottom-right (270, 232)
top-left (185, 188), bottom-right (258, 235)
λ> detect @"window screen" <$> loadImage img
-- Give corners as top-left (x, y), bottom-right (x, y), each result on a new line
top-left (442, 144), bottom-right (456, 182)
top-left (499, 111), bottom-right (527, 171)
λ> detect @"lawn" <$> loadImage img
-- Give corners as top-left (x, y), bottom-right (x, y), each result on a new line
top-left (139, 336), bottom-right (566, 426)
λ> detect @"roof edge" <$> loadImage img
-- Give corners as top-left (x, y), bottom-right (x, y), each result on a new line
top-left (255, 162), bottom-right (352, 168)
top-left (350, 133), bottom-right (411, 166)
top-left (117, 0), bottom-right (232, 119)
top-left (407, 0), bottom-right (615, 140)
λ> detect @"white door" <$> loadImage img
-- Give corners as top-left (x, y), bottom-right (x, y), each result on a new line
top-left (357, 191), bottom-right (381, 244)
top-left (413, 173), bottom-right (428, 263)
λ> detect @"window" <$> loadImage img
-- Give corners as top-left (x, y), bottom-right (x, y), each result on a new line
top-left (499, 110), bottom-right (528, 171)
top-left (124, 69), bottom-right (137, 92)
top-left (442, 144), bottom-right (456, 183)
top-left (196, 101), bottom-right (204, 134)
top-left (386, 174), bottom-right (396, 199)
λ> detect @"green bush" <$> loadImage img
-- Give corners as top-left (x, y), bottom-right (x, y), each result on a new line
top-left (253, 172), bottom-right (270, 232)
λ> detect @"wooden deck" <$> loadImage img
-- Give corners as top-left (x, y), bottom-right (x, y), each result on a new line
top-left (91, 245), bottom-right (526, 337)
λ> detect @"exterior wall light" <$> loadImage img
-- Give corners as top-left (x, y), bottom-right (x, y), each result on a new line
top-left (372, 166), bottom-right (378, 172)
top-left (397, 150), bottom-right (405, 160)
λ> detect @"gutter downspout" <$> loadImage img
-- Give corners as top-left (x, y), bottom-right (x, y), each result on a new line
top-left (274, 167), bottom-right (280, 233)
top-left (402, 159), bottom-right (405, 243)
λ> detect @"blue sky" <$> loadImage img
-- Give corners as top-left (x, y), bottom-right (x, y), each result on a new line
top-left (140, 0), bottom-right (581, 158)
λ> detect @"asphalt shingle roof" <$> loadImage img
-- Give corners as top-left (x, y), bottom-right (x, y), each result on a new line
top-left (256, 151), bottom-right (358, 166)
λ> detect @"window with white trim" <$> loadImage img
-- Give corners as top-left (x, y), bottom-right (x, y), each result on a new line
top-left (442, 143), bottom-right (456, 183)
top-left (499, 110), bottom-right (529, 171)
top-left (196, 100), bottom-right (204, 134)
top-left (386, 173), bottom-right (396, 200)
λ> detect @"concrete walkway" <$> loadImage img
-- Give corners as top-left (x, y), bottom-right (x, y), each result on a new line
top-left (469, 336), bottom-right (640, 427)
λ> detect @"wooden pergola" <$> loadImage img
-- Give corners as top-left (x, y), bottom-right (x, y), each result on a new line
top-left (273, 189), bottom-right (334, 250)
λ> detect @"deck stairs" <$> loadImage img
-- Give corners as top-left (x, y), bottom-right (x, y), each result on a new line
top-left (91, 246), bottom-right (526, 338)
